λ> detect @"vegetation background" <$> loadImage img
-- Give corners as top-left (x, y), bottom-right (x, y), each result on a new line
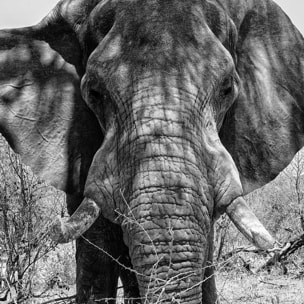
top-left (0, 132), bottom-right (303, 303)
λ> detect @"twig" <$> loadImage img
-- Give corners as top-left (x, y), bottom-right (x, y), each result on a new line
top-left (255, 233), bottom-right (304, 273)
top-left (258, 280), bottom-right (288, 287)
top-left (39, 295), bottom-right (76, 304)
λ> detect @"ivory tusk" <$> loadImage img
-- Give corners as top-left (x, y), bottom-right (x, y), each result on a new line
top-left (50, 197), bottom-right (101, 243)
top-left (226, 197), bottom-right (277, 250)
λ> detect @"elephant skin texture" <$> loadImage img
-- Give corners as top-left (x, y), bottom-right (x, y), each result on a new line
top-left (0, 0), bottom-right (304, 303)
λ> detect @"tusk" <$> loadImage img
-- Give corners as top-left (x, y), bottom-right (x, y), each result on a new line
top-left (50, 197), bottom-right (101, 243)
top-left (226, 197), bottom-right (277, 250)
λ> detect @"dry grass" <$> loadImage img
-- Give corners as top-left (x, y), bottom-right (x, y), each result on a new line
top-left (217, 270), bottom-right (304, 304)
top-left (116, 270), bottom-right (304, 304)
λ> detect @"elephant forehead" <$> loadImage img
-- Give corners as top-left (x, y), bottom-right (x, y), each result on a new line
top-left (115, 0), bottom-right (207, 45)
top-left (87, 1), bottom-right (234, 88)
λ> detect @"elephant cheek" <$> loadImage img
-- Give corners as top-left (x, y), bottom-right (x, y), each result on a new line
top-left (83, 123), bottom-right (119, 222)
top-left (84, 175), bottom-right (117, 222)
top-left (206, 135), bottom-right (277, 250)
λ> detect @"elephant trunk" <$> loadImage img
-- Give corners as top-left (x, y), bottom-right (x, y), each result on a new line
top-left (122, 185), bottom-right (209, 303)
top-left (115, 86), bottom-right (214, 302)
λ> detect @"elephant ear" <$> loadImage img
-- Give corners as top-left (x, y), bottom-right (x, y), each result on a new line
top-left (220, 0), bottom-right (304, 194)
top-left (0, 5), bottom-right (101, 194)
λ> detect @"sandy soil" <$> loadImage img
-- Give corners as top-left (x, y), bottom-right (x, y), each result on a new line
top-left (217, 271), bottom-right (304, 304)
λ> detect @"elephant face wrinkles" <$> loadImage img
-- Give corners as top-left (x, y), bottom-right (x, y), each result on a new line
top-left (2, 0), bottom-right (294, 302)
top-left (81, 0), bottom-right (242, 216)
top-left (83, 0), bottom-right (239, 123)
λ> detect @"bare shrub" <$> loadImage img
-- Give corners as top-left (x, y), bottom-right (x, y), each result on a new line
top-left (0, 137), bottom-right (75, 303)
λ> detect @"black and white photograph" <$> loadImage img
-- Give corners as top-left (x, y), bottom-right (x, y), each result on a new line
top-left (0, 1), bottom-right (303, 303)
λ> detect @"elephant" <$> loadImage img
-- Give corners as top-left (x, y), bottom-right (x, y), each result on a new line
top-left (0, 0), bottom-right (303, 303)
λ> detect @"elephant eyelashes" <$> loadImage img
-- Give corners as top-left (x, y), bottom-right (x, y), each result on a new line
top-left (87, 89), bottom-right (103, 110)
top-left (88, 87), bottom-right (115, 127)
top-left (89, 89), bottom-right (101, 101)
top-left (221, 78), bottom-right (233, 96)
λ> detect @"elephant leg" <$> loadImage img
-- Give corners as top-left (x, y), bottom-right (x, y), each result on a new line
top-left (202, 227), bottom-right (219, 304)
top-left (119, 251), bottom-right (140, 304)
top-left (75, 216), bottom-right (122, 304)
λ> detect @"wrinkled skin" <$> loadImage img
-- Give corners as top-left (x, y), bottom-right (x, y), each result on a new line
top-left (0, 0), bottom-right (304, 303)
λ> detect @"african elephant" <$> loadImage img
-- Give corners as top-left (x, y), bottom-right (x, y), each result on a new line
top-left (0, 0), bottom-right (303, 303)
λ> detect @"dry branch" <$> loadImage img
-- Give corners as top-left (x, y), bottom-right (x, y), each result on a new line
top-left (255, 233), bottom-right (304, 273)
top-left (218, 234), bottom-right (304, 273)
top-left (220, 246), bottom-right (262, 262)
top-left (39, 295), bottom-right (76, 304)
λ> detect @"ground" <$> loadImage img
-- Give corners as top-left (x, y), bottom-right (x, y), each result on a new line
top-left (115, 268), bottom-right (304, 304)
top-left (217, 270), bottom-right (304, 304)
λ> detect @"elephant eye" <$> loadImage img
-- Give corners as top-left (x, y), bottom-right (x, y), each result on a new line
top-left (90, 89), bottom-right (101, 101)
top-left (221, 77), bottom-right (233, 96)
top-left (87, 88), bottom-right (114, 132)
top-left (89, 87), bottom-right (114, 113)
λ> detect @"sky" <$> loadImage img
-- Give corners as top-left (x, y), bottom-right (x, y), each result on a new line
top-left (0, 0), bottom-right (303, 34)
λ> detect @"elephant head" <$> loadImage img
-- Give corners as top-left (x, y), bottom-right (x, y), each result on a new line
top-left (1, 0), bottom-right (304, 303)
